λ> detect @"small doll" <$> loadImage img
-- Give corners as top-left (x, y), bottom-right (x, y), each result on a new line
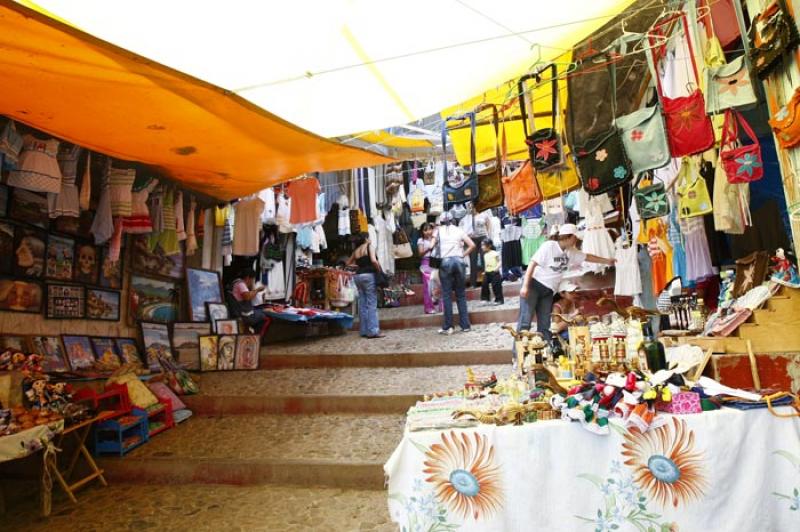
top-left (24, 375), bottom-right (51, 410)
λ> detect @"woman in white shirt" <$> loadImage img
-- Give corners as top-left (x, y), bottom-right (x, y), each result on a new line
top-left (436, 212), bottom-right (475, 334)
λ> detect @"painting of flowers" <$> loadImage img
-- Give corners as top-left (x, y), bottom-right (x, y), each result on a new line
top-left (423, 431), bottom-right (502, 520)
top-left (621, 417), bottom-right (707, 508)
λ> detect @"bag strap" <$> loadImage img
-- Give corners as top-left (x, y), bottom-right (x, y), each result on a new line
top-left (467, 111), bottom-right (478, 178)
top-left (517, 73), bottom-right (538, 138)
top-left (474, 103), bottom-right (501, 167)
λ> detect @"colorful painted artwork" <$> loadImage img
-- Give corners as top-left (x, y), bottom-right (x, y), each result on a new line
top-left (0, 335), bottom-right (27, 352)
top-left (9, 189), bottom-right (48, 229)
top-left (62, 335), bottom-right (95, 370)
top-left (98, 246), bottom-right (123, 289)
top-left (0, 277), bottom-right (43, 313)
top-left (90, 337), bottom-right (122, 371)
top-left (217, 335), bottom-right (236, 371)
top-left (73, 242), bottom-right (99, 285)
top-left (115, 338), bottom-right (144, 367)
top-left (186, 268), bottom-right (222, 321)
top-left (0, 222), bottom-right (14, 274)
top-left (172, 322), bottom-right (211, 371)
top-left (130, 235), bottom-right (184, 279)
top-left (86, 288), bottom-right (121, 321)
top-left (215, 319), bottom-right (238, 335)
top-left (129, 274), bottom-right (179, 324)
top-left (45, 234), bottom-right (75, 281)
top-left (140, 322), bottom-right (174, 372)
top-left (27, 336), bottom-right (69, 372)
top-left (198, 335), bottom-right (219, 371)
top-left (13, 226), bottom-right (46, 279)
top-left (234, 334), bottom-right (260, 370)
top-left (206, 302), bottom-right (229, 323)
top-left (45, 283), bottom-right (85, 319)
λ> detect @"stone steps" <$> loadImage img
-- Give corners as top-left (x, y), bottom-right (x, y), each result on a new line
top-left (357, 297), bottom-right (520, 330)
top-left (184, 393), bottom-right (420, 415)
top-left (260, 348), bottom-right (509, 369)
top-left (400, 280), bottom-right (521, 305)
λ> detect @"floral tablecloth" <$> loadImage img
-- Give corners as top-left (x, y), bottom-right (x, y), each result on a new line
top-left (384, 408), bottom-right (800, 531)
top-left (0, 421), bottom-right (63, 464)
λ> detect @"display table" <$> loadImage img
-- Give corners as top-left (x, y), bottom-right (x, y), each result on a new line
top-left (385, 408), bottom-right (800, 531)
top-left (51, 414), bottom-right (110, 503)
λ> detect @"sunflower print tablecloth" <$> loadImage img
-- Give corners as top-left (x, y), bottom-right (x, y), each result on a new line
top-left (384, 408), bottom-right (800, 531)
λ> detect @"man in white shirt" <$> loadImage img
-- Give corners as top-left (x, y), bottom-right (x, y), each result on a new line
top-left (436, 212), bottom-right (476, 334)
top-left (517, 224), bottom-right (615, 341)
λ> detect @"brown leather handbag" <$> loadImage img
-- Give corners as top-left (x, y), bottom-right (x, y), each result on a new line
top-left (473, 104), bottom-right (504, 212)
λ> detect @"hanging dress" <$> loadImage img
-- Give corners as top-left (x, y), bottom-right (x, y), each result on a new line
top-left (680, 216), bottom-right (714, 282)
top-left (124, 177), bottom-right (159, 234)
top-left (521, 218), bottom-right (547, 265)
top-left (614, 236), bottom-right (643, 296)
top-left (48, 144), bottom-right (82, 218)
top-left (646, 219), bottom-right (673, 294)
top-left (667, 206), bottom-right (687, 283)
top-left (8, 135), bottom-right (62, 193)
top-left (581, 196), bottom-right (616, 273)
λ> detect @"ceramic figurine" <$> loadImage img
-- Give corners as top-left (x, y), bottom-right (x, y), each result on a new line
top-left (771, 248), bottom-right (800, 288)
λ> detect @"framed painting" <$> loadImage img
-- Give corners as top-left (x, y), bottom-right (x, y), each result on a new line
top-left (234, 334), bottom-right (260, 370)
top-left (86, 288), bottom-right (121, 321)
top-left (217, 334), bottom-right (236, 371)
top-left (130, 235), bottom-right (185, 280)
top-left (0, 221), bottom-right (14, 274)
top-left (27, 335), bottom-right (69, 372)
top-left (0, 276), bottom-right (44, 313)
top-left (129, 274), bottom-right (180, 324)
top-left (9, 188), bottom-right (48, 229)
top-left (0, 335), bottom-right (27, 353)
top-left (73, 242), bottom-right (100, 285)
top-left (198, 335), bottom-right (219, 371)
top-left (61, 335), bottom-right (95, 370)
top-left (186, 268), bottom-right (223, 322)
top-left (115, 337), bottom-right (144, 367)
top-left (45, 283), bottom-right (85, 319)
top-left (172, 322), bottom-right (211, 371)
top-left (206, 302), bottom-right (229, 323)
top-left (90, 337), bottom-right (123, 371)
top-left (214, 319), bottom-right (239, 335)
top-left (0, 184), bottom-right (8, 217)
top-left (46, 234), bottom-right (75, 281)
top-left (140, 321), bottom-right (173, 371)
top-left (98, 246), bottom-right (124, 289)
top-left (12, 226), bottom-right (46, 278)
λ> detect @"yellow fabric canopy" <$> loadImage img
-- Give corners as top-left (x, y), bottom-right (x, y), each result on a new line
top-left (0, 1), bottom-right (392, 200)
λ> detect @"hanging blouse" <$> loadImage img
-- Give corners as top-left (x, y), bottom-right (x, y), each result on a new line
top-left (124, 176), bottom-right (159, 234)
top-left (0, 120), bottom-right (23, 170)
top-left (7, 135), bottom-right (62, 194)
top-left (49, 144), bottom-right (83, 218)
top-left (107, 166), bottom-right (137, 217)
top-left (233, 197), bottom-right (266, 256)
top-left (285, 177), bottom-right (321, 224)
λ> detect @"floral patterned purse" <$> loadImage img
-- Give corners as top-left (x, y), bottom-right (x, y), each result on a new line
top-left (720, 109), bottom-right (764, 184)
top-left (749, 0), bottom-right (800, 79)
top-left (518, 64), bottom-right (564, 171)
top-left (615, 93), bottom-right (670, 175)
top-left (633, 172), bottom-right (669, 220)
top-left (769, 86), bottom-right (800, 149)
top-left (705, 55), bottom-right (758, 114)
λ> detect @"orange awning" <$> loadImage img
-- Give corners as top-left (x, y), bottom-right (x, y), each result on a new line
top-left (0, 1), bottom-right (392, 200)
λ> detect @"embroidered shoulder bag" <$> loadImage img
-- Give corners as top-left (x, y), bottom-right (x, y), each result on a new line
top-left (519, 64), bottom-right (564, 171)
top-left (473, 104), bottom-right (505, 212)
top-left (648, 12), bottom-right (716, 158)
top-left (633, 172), bottom-right (670, 220)
top-left (615, 89), bottom-right (671, 175)
top-left (720, 109), bottom-right (764, 184)
top-left (571, 60), bottom-right (633, 195)
top-left (705, 54), bottom-right (758, 114)
top-left (500, 119), bottom-right (542, 214)
top-left (442, 115), bottom-right (479, 207)
top-left (676, 157), bottom-right (713, 219)
top-left (749, 0), bottom-right (800, 79)
top-left (769, 86), bottom-right (800, 149)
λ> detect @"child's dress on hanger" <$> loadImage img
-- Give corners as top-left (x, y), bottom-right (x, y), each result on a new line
top-left (614, 235), bottom-right (642, 296)
top-left (581, 196), bottom-right (615, 273)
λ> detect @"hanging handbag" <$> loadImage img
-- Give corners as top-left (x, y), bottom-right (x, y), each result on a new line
top-left (720, 109), bottom-right (764, 184)
top-left (392, 227), bottom-right (413, 259)
top-left (499, 120), bottom-right (542, 214)
top-left (648, 12), bottom-right (716, 158)
top-left (473, 104), bottom-right (505, 212)
top-left (442, 114), bottom-right (479, 207)
top-left (633, 172), bottom-right (670, 220)
top-left (769, 86), bottom-right (800, 149)
top-left (409, 187), bottom-right (425, 213)
top-left (519, 64), bottom-right (564, 171)
top-left (423, 160), bottom-right (436, 185)
top-left (705, 55), bottom-right (758, 114)
top-left (748, 0), bottom-right (800, 79)
top-left (571, 61), bottom-right (633, 195)
top-left (676, 157), bottom-right (713, 219)
top-left (615, 89), bottom-right (671, 174)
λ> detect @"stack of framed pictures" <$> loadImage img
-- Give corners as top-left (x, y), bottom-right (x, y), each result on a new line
top-left (0, 333), bottom-right (144, 373)
top-left (198, 334), bottom-right (259, 371)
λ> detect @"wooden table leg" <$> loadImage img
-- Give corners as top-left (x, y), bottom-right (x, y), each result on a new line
top-left (62, 424), bottom-right (92, 482)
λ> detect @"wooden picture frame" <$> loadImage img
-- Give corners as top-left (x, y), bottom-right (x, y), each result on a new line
top-left (214, 319), bottom-right (239, 335)
top-left (0, 276), bottom-right (44, 313)
top-left (12, 225), bottom-right (46, 279)
top-left (217, 334), bottom-right (236, 371)
top-left (61, 335), bottom-right (95, 370)
top-left (0, 335), bottom-right (27, 352)
top-left (85, 288), bottom-right (121, 321)
top-left (234, 334), bottom-right (260, 370)
top-left (98, 245), bottom-right (124, 289)
top-left (27, 335), bottom-right (70, 372)
top-left (45, 283), bottom-right (85, 319)
top-left (45, 234), bottom-right (75, 281)
top-left (185, 268), bottom-right (223, 322)
top-left (9, 188), bottom-right (48, 230)
top-left (140, 321), bottom-right (174, 372)
top-left (0, 221), bottom-right (15, 274)
top-left (129, 274), bottom-right (180, 324)
top-left (90, 336), bottom-right (123, 371)
top-left (129, 235), bottom-right (185, 280)
top-left (73, 242), bottom-right (100, 285)
top-left (198, 335), bottom-right (219, 371)
top-left (172, 322), bottom-right (211, 371)
top-left (206, 302), bottom-right (229, 323)
top-left (115, 337), bottom-right (144, 367)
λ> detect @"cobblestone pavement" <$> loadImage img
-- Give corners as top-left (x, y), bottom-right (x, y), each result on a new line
top-left (197, 364), bottom-right (511, 396)
top-left (376, 295), bottom-right (521, 320)
top-left (268, 322), bottom-right (515, 355)
top-left (3, 483), bottom-right (395, 532)
top-left (125, 414), bottom-right (404, 462)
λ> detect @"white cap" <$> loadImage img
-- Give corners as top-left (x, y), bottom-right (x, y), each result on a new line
top-left (558, 223), bottom-right (583, 239)
top-left (558, 280), bottom-right (579, 293)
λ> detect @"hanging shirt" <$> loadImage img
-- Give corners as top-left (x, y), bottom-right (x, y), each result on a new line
top-left (233, 197), bottom-right (266, 256)
top-left (259, 187), bottom-right (276, 224)
top-left (285, 177), bottom-right (321, 224)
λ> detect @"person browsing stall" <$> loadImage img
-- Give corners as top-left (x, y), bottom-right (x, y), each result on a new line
top-left (517, 224), bottom-right (614, 341)
top-left (346, 233), bottom-right (385, 339)
top-left (437, 211), bottom-right (476, 335)
top-left (231, 268), bottom-right (269, 333)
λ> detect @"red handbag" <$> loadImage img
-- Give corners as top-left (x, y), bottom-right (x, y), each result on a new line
top-left (649, 12), bottom-right (716, 157)
top-left (720, 109), bottom-right (764, 184)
